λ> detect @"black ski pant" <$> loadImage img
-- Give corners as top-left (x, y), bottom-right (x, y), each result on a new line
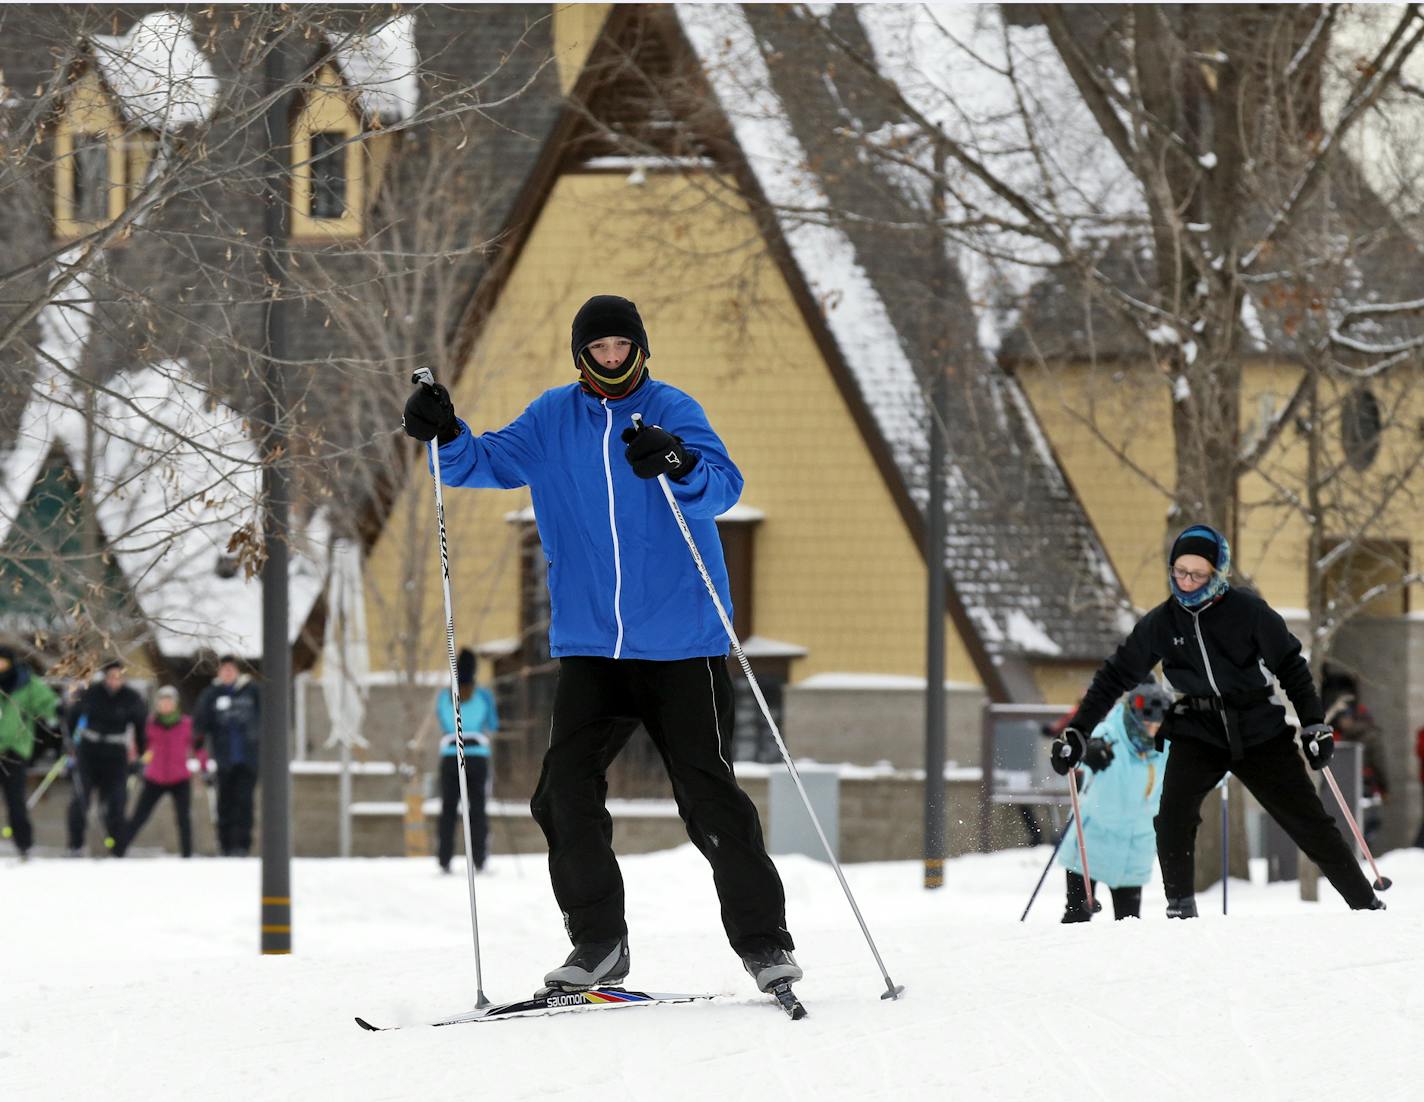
top-left (0, 752), bottom-right (33, 854)
top-left (530, 655), bottom-right (792, 955)
top-left (216, 764), bottom-right (257, 855)
top-left (120, 780), bottom-right (193, 857)
top-left (1062, 870), bottom-right (1141, 921)
top-left (67, 743), bottom-right (129, 851)
top-left (438, 754), bottom-right (489, 870)
top-left (1155, 733), bottom-right (1376, 908)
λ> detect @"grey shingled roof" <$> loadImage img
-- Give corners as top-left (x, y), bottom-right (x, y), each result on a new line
top-left (681, 5), bottom-right (1132, 664)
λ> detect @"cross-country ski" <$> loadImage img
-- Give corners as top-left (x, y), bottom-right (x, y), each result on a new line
top-left (354, 987), bottom-right (727, 1030)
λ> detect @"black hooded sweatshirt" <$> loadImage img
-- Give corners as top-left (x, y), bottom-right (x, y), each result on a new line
top-left (1067, 587), bottom-right (1323, 755)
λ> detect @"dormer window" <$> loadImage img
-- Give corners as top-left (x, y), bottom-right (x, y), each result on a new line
top-left (54, 14), bottom-right (217, 240)
top-left (291, 66), bottom-right (365, 238)
top-left (309, 131), bottom-right (350, 219)
top-left (292, 16), bottom-right (419, 240)
top-left (53, 71), bottom-right (136, 237)
top-left (70, 132), bottom-right (114, 224)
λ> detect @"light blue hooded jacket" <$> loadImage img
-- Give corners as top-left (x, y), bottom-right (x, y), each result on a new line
top-left (433, 379), bottom-right (740, 661)
top-left (1058, 701), bottom-right (1170, 888)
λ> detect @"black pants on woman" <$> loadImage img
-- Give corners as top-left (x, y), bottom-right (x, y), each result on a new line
top-left (119, 780), bottom-right (193, 857)
top-left (1155, 733), bottom-right (1376, 908)
top-left (1062, 870), bottom-right (1141, 921)
top-left (530, 655), bottom-right (792, 955)
top-left (438, 754), bottom-right (489, 871)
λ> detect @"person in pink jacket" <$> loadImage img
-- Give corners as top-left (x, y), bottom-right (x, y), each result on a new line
top-left (117, 686), bottom-right (203, 857)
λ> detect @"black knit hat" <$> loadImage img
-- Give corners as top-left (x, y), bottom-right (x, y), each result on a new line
top-left (456, 647), bottom-right (476, 687)
top-left (1170, 530), bottom-right (1220, 566)
top-left (570, 295), bottom-right (650, 363)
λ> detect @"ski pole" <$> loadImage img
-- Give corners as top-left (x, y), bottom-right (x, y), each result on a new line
top-left (1321, 764), bottom-right (1392, 891)
top-left (413, 367), bottom-right (490, 1008)
top-left (1019, 774), bottom-right (1094, 922)
top-left (636, 415), bottom-right (903, 1002)
top-left (25, 754), bottom-right (68, 811)
top-left (1065, 766), bottom-right (1094, 913)
top-left (1221, 775), bottom-right (1229, 915)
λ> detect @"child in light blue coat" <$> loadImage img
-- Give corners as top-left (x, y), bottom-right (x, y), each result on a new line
top-left (1058, 683), bottom-right (1173, 921)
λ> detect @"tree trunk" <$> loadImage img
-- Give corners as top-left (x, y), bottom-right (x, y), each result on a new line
top-left (1169, 347), bottom-right (1242, 536)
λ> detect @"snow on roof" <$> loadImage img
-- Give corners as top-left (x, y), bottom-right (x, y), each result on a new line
top-left (679, 6), bottom-right (1118, 664)
top-left (1328, 6), bottom-right (1424, 212)
top-left (326, 15), bottom-right (420, 124)
top-left (2, 259), bottom-right (327, 657)
top-left (679, 5), bottom-right (936, 495)
top-left (856, 6), bottom-right (1142, 318)
top-left (90, 12), bottom-right (219, 131)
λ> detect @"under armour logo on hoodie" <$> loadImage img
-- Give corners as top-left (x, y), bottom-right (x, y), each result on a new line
top-left (1173, 636), bottom-right (1186, 646)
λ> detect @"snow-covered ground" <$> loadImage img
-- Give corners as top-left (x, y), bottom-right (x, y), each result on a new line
top-left (5, 842), bottom-right (1421, 1100)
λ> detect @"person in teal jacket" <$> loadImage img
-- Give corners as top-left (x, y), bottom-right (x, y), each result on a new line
top-left (1058, 682), bottom-right (1173, 921)
top-left (435, 648), bottom-right (498, 874)
top-left (0, 645), bottom-right (60, 860)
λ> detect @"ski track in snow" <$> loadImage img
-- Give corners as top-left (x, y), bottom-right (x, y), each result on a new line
top-left (3, 845), bottom-right (1422, 1099)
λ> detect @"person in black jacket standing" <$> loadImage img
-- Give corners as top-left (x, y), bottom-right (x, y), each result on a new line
top-left (193, 655), bottom-right (260, 857)
top-left (67, 659), bottom-right (148, 856)
top-left (1052, 524), bottom-right (1384, 917)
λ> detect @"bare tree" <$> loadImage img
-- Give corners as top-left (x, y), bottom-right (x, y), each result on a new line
top-left (0, 5), bottom-right (559, 675)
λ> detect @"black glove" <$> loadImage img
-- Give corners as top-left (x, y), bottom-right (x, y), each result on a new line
top-left (1300, 724), bottom-right (1335, 770)
top-left (1050, 727), bottom-right (1088, 776)
top-left (1082, 737), bottom-right (1115, 773)
top-left (403, 382), bottom-right (460, 445)
top-left (621, 423), bottom-right (699, 481)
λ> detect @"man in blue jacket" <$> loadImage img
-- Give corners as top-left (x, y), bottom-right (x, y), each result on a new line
top-left (403, 294), bottom-right (798, 995)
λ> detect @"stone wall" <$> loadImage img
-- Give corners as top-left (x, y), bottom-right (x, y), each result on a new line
top-left (23, 761), bottom-right (1033, 864)
top-left (780, 681), bottom-right (988, 770)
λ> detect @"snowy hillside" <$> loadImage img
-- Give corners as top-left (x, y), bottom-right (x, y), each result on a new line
top-left (4, 844), bottom-right (1421, 1100)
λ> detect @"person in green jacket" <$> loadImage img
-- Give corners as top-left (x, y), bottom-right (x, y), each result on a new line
top-left (0, 645), bottom-right (59, 860)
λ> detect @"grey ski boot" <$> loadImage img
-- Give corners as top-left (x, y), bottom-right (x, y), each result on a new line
top-left (540, 936), bottom-right (630, 993)
top-left (739, 946), bottom-right (802, 993)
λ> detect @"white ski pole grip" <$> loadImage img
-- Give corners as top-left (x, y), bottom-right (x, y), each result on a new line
top-left (412, 366), bottom-right (436, 388)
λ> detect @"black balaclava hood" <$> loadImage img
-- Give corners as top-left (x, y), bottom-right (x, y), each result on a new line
top-left (571, 295), bottom-right (650, 399)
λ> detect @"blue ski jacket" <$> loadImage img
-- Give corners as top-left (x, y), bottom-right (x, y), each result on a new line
top-left (434, 379), bottom-right (740, 661)
top-left (1058, 701), bottom-right (1170, 888)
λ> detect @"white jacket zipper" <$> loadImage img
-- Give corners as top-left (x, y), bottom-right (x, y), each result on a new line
top-left (601, 400), bottom-right (625, 658)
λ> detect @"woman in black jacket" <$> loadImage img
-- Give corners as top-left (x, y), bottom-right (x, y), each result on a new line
top-left (1052, 525), bottom-right (1384, 917)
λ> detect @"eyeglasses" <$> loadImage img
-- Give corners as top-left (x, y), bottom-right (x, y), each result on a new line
top-left (1171, 566), bottom-right (1212, 585)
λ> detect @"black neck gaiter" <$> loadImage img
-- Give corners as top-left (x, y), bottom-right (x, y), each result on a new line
top-left (578, 344), bottom-right (648, 400)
